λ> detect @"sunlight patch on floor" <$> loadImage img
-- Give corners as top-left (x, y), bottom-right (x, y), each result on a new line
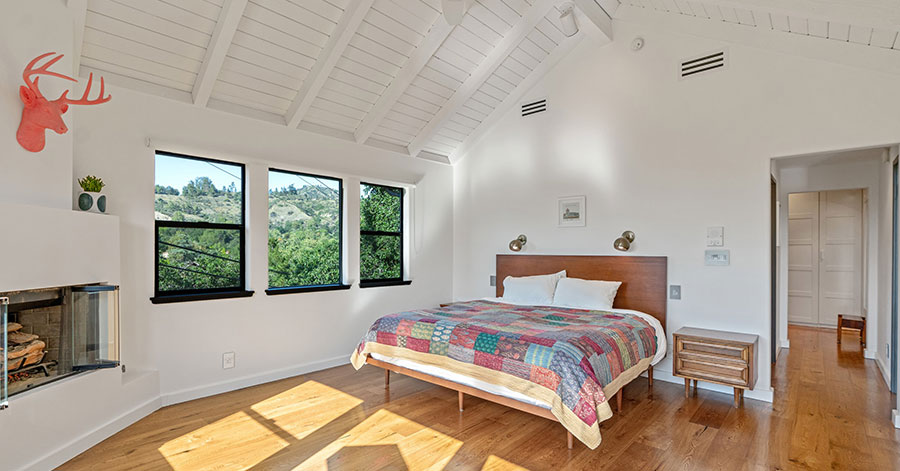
top-left (157, 381), bottom-right (363, 470)
top-left (482, 455), bottom-right (531, 471)
top-left (158, 410), bottom-right (290, 470)
top-left (294, 409), bottom-right (464, 470)
top-left (250, 380), bottom-right (364, 440)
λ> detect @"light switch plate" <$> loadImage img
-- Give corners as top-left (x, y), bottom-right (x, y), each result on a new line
top-left (705, 249), bottom-right (730, 266)
top-left (707, 226), bottom-right (724, 247)
top-left (490, 275), bottom-right (496, 287)
top-left (669, 285), bottom-right (681, 300)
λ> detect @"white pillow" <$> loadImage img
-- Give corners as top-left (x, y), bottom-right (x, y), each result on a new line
top-left (552, 278), bottom-right (622, 311)
top-left (501, 270), bottom-right (566, 306)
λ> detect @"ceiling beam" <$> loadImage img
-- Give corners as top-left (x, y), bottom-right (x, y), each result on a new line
top-left (407, 0), bottom-right (558, 158)
top-left (193, 0), bottom-right (248, 107)
top-left (68, 0), bottom-right (88, 76)
top-left (354, 18), bottom-right (455, 144)
top-left (285, 0), bottom-right (375, 129)
top-left (573, 0), bottom-right (613, 41)
top-left (450, 32), bottom-right (585, 163)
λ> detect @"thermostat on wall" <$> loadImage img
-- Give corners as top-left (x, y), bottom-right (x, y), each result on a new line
top-left (705, 249), bottom-right (730, 266)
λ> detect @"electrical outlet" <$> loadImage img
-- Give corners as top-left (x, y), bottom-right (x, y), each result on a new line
top-left (490, 275), bottom-right (496, 287)
top-left (223, 352), bottom-right (235, 369)
top-left (669, 285), bottom-right (681, 300)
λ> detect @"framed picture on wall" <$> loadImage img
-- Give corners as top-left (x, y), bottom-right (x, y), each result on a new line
top-left (558, 196), bottom-right (586, 227)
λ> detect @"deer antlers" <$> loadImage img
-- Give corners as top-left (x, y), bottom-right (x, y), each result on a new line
top-left (23, 52), bottom-right (111, 105)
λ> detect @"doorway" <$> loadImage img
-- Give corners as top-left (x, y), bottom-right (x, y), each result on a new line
top-left (788, 189), bottom-right (865, 327)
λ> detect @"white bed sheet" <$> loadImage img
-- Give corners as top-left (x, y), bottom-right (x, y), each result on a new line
top-left (370, 299), bottom-right (666, 410)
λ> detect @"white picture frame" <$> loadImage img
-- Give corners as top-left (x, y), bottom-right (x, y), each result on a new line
top-left (558, 196), bottom-right (586, 227)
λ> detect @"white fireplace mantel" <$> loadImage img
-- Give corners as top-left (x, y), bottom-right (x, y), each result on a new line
top-left (0, 202), bottom-right (120, 292)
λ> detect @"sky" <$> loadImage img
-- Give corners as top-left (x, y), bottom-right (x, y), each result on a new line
top-left (155, 153), bottom-right (241, 191)
top-left (155, 152), bottom-right (339, 193)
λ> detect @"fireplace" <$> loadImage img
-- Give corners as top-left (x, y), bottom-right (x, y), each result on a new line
top-left (1, 284), bottom-right (119, 407)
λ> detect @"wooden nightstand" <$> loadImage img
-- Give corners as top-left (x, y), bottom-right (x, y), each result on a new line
top-left (673, 327), bottom-right (758, 407)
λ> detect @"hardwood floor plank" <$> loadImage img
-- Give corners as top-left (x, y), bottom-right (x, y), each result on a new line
top-left (60, 326), bottom-right (900, 470)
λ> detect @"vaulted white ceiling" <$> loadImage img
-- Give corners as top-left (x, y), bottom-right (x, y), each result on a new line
top-left (71, 0), bottom-right (899, 164)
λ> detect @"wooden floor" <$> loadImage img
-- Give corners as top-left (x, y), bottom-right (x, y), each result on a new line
top-left (61, 326), bottom-right (899, 470)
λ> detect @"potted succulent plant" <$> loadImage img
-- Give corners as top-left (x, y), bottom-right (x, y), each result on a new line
top-left (77, 175), bottom-right (107, 213)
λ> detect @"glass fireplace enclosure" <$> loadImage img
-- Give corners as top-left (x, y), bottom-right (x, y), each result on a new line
top-left (2, 284), bottom-right (119, 401)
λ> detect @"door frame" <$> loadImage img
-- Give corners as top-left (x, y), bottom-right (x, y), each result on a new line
top-left (892, 158), bottom-right (898, 393)
top-left (771, 177), bottom-right (778, 363)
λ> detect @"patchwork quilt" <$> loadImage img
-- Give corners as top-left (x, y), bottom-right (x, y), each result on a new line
top-left (350, 300), bottom-right (658, 449)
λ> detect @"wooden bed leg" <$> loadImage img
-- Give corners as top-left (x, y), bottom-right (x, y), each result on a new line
top-left (616, 390), bottom-right (623, 412)
top-left (567, 431), bottom-right (573, 449)
top-left (648, 365), bottom-right (653, 389)
top-left (458, 391), bottom-right (464, 411)
top-left (384, 369), bottom-right (390, 388)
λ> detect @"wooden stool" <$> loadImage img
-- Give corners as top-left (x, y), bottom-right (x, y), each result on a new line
top-left (837, 314), bottom-right (866, 347)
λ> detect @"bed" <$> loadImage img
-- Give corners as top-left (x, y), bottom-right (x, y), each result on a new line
top-left (351, 255), bottom-right (667, 449)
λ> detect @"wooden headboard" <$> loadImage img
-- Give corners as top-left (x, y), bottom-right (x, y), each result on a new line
top-left (496, 254), bottom-right (668, 327)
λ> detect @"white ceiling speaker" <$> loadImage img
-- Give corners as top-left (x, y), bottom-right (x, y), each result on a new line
top-left (558, 2), bottom-right (579, 37)
top-left (441, 0), bottom-right (471, 25)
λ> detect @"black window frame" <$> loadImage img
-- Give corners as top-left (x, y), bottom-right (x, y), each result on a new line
top-left (151, 150), bottom-right (251, 304)
top-left (265, 167), bottom-right (349, 295)
top-left (359, 182), bottom-right (410, 288)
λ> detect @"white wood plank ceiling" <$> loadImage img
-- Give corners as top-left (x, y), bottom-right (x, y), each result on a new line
top-left (611, 0), bottom-right (900, 50)
top-left (77, 0), bottom-right (587, 163)
top-left (76, 0), bottom-right (900, 163)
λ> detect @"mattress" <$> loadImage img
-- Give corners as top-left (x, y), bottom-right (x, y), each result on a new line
top-left (369, 298), bottom-right (666, 412)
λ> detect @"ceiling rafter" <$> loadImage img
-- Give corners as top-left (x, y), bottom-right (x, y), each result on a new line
top-left (407, 0), bottom-right (559, 158)
top-left (449, 32), bottom-right (586, 163)
top-left (193, 0), bottom-right (248, 107)
top-left (354, 18), bottom-right (456, 145)
top-left (285, 0), bottom-right (375, 129)
top-left (68, 0), bottom-right (88, 76)
top-left (573, 0), bottom-right (614, 40)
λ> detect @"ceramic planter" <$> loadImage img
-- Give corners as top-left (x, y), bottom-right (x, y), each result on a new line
top-left (78, 191), bottom-right (107, 213)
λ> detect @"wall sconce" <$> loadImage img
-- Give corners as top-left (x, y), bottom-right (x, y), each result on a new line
top-left (509, 234), bottom-right (527, 252)
top-left (613, 231), bottom-right (635, 252)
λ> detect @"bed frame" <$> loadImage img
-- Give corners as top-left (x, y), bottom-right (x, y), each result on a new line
top-left (366, 254), bottom-right (668, 449)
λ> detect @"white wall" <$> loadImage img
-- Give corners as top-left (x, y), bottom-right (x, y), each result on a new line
top-left (775, 155), bottom-right (884, 375)
top-left (453, 17), bottom-right (900, 401)
top-left (0, 3), bottom-right (75, 209)
top-left (73, 85), bottom-right (454, 402)
top-left (878, 149), bottom-right (896, 389)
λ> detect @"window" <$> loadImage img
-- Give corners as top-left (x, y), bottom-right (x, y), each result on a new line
top-left (152, 151), bottom-right (249, 303)
top-left (267, 169), bottom-right (346, 294)
top-left (360, 182), bottom-right (408, 287)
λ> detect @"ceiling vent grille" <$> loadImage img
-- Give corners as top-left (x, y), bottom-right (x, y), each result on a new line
top-left (521, 98), bottom-right (547, 117)
top-left (680, 50), bottom-right (727, 79)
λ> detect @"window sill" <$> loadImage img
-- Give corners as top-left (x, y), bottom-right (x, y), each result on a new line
top-left (150, 290), bottom-right (254, 304)
top-left (359, 280), bottom-right (412, 289)
top-left (265, 284), bottom-right (351, 295)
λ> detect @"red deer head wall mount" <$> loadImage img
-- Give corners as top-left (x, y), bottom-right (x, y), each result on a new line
top-left (17, 52), bottom-right (111, 153)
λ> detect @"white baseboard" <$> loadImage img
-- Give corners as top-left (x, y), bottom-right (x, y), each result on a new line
top-left (652, 369), bottom-right (774, 403)
top-left (864, 348), bottom-right (877, 360)
top-left (875, 355), bottom-right (892, 388)
top-left (24, 395), bottom-right (161, 471)
top-left (894, 409), bottom-right (900, 429)
top-left (161, 355), bottom-right (350, 406)
top-left (780, 339), bottom-right (790, 349)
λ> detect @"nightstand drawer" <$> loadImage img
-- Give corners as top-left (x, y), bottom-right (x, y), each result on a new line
top-left (678, 338), bottom-right (748, 362)
top-left (675, 355), bottom-right (748, 386)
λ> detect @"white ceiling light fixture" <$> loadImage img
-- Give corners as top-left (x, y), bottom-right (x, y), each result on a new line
top-left (441, 0), bottom-right (471, 25)
top-left (559, 2), bottom-right (579, 37)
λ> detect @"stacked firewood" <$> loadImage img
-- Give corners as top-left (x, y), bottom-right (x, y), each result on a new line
top-left (3, 322), bottom-right (46, 371)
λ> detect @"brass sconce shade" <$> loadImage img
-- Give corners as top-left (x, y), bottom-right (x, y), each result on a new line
top-left (613, 231), bottom-right (635, 252)
top-left (509, 234), bottom-right (527, 252)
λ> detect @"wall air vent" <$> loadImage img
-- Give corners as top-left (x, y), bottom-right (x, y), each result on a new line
top-left (521, 98), bottom-right (547, 117)
top-left (680, 50), bottom-right (727, 79)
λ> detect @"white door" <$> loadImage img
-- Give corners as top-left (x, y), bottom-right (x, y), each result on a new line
top-left (788, 192), bottom-right (820, 325)
top-left (787, 190), bottom-right (864, 327)
top-left (818, 190), bottom-right (864, 327)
